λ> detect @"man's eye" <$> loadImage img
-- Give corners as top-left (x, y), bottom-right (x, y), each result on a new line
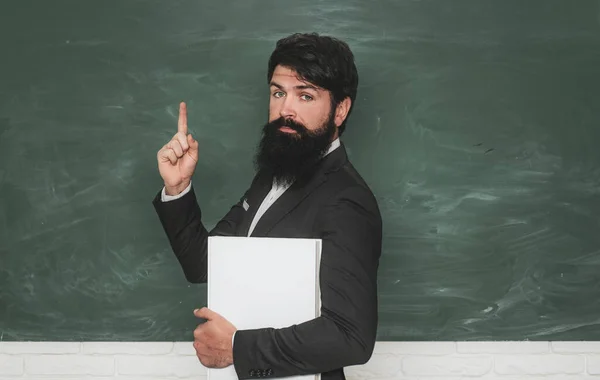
top-left (273, 91), bottom-right (285, 98)
top-left (301, 94), bottom-right (313, 101)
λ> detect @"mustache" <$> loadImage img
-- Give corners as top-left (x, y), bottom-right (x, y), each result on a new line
top-left (268, 117), bottom-right (308, 135)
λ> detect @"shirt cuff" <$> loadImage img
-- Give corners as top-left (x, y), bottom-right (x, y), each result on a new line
top-left (160, 182), bottom-right (192, 202)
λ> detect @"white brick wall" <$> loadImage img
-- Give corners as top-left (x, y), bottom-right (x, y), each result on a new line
top-left (0, 341), bottom-right (598, 379)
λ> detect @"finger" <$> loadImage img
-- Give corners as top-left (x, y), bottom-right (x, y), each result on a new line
top-left (194, 341), bottom-right (211, 356)
top-left (193, 326), bottom-right (204, 340)
top-left (167, 139), bottom-right (184, 158)
top-left (158, 146), bottom-right (178, 165)
top-left (178, 102), bottom-right (188, 135)
top-left (195, 347), bottom-right (209, 364)
top-left (173, 131), bottom-right (189, 151)
top-left (165, 149), bottom-right (177, 165)
top-left (194, 307), bottom-right (217, 320)
top-left (188, 133), bottom-right (199, 151)
top-left (187, 134), bottom-right (199, 162)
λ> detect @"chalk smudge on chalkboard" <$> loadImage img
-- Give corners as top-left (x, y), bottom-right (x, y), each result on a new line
top-left (63, 39), bottom-right (108, 47)
top-left (498, 218), bottom-right (527, 228)
top-left (424, 191), bottom-right (499, 215)
top-left (507, 227), bottom-right (552, 252)
top-left (109, 157), bottom-right (135, 184)
top-left (565, 249), bottom-right (600, 265)
top-left (529, 319), bottom-right (600, 338)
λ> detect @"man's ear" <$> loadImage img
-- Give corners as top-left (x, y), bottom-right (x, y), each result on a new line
top-left (334, 97), bottom-right (352, 127)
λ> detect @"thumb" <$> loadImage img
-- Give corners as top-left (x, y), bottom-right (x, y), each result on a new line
top-left (194, 307), bottom-right (218, 320)
top-left (187, 133), bottom-right (199, 161)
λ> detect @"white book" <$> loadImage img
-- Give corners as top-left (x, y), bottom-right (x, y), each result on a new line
top-left (207, 236), bottom-right (322, 380)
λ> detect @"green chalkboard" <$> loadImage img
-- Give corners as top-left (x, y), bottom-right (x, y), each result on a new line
top-left (1, 0), bottom-right (600, 341)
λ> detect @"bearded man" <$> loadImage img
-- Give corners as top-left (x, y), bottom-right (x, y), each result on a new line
top-left (153, 32), bottom-right (383, 380)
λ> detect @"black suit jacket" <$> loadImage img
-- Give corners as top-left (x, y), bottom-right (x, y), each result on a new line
top-left (153, 143), bottom-right (382, 380)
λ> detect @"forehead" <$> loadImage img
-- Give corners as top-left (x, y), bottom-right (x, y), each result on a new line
top-left (270, 65), bottom-right (321, 90)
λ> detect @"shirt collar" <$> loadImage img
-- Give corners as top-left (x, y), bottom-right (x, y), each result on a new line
top-left (325, 137), bottom-right (341, 156)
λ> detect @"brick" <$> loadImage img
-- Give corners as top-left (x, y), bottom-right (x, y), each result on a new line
top-left (374, 341), bottom-right (456, 355)
top-left (112, 377), bottom-right (205, 380)
top-left (365, 377), bottom-right (595, 380)
top-left (0, 378), bottom-right (202, 380)
top-left (0, 354), bottom-right (23, 375)
top-left (25, 354), bottom-right (114, 375)
top-left (82, 342), bottom-right (173, 355)
top-left (457, 341), bottom-right (549, 354)
top-left (346, 353), bottom-right (403, 378)
top-left (0, 378), bottom-right (96, 380)
top-left (552, 342), bottom-right (600, 353)
top-left (116, 355), bottom-right (205, 377)
top-left (402, 355), bottom-right (492, 376)
top-left (587, 354), bottom-right (600, 374)
top-left (0, 341), bottom-right (80, 354)
top-left (173, 341), bottom-right (196, 356)
top-left (494, 354), bottom-right (585, 375)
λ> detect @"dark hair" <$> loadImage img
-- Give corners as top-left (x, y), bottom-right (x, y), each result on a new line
top-left (267, 32), bottom-right (359, 136)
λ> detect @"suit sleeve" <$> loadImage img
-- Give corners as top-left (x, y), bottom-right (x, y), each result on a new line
top-left (231, 185), bottom-right (383, 378)
top-left (152, 183), bottom-right (250, 283)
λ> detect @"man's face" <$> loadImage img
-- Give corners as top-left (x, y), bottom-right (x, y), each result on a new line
top-left (254, 65), bottom-right (342, 185)
top-left (268, 65), bottom-right (339, 140)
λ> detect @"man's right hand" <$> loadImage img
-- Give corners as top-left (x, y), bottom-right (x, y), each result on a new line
top-left (157, 102), bottom-right (199, 196)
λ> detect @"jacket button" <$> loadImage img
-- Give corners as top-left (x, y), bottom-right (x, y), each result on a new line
top-left (249, 369), bottom-right (256, 377)
top-left (266, 368), bottom-right (273, 376)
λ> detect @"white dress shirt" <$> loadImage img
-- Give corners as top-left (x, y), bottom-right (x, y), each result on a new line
top-left (160, 137), bottom-right (340, 349)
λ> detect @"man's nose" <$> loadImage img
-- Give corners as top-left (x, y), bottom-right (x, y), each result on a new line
top-left (279, 97), bottom-right (296, 119)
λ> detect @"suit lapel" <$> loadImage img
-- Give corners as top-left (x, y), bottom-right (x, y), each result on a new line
top-left (237, 172), bottom-right (272, 236)
top-left (249, 173), bottom-right (326, 237)
top-left (249, 144), bottom-right (349, 237)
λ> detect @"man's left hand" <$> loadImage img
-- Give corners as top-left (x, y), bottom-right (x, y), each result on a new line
top-left (193, 307), bottom-right (237, 368)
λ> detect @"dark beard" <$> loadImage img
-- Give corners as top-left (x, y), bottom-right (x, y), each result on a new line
top-left (254, 113), bottom-right (336, 186)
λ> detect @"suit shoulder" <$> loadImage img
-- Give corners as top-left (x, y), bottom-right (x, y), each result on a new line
top-left (328, 160), bottom-right (373, 192)
top-left (326, 161), bottom-right (381, 213)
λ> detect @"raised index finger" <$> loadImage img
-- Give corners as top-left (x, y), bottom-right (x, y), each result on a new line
top-left (178, 101), bottom-right (188, 134)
